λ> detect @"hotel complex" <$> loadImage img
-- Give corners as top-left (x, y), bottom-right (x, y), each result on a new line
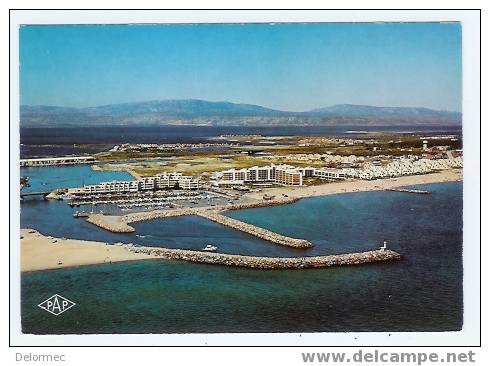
top-left (216, 164), bottom-right (310, 186)
top-left (214, 156), bottom-right (463, 187)
top-left (75, 173), bottom-right (200, 195)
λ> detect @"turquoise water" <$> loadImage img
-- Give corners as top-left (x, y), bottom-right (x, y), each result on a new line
top-left (21, 181), bottom-right (463, 334)
top-left (20, 165), bottom-right (134, 193)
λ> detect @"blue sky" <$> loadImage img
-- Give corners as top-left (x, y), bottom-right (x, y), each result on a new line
top-left (19, 22), bottom-right (462, 112)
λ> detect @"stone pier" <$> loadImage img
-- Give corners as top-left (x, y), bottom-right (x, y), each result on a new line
top-left (128, 246), bottom-right (401, 269)
top-left (195, 210), bottom-right (313, 248)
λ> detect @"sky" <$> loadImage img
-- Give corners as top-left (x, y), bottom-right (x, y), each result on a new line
top-left (19, 22), bottom-right (462, 112)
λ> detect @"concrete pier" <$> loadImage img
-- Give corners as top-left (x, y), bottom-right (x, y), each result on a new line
top-left (128, 246), bottom-right (401, 269)
top-left (195, 210), bottom-right (313, 248)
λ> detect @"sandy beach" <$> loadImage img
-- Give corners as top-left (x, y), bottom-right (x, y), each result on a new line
top-left (20, 229), bottom-right (157, 272)
top-left (244, 169), bottom-right (462, 200)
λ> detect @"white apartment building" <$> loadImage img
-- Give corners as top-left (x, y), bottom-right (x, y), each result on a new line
top-left (217, 164), bottom-right (305, 186)
top-left (275, 165), bottom-right (303, 186)
top-left (78, 172), bottom-right (200, 195)
top-left (313, 168), bottom-right (347, 180)
top-left (221, 165), bottom-right (277, 183)
top-left (80, 180), bottom-right (140, 194)
top-left (139, 173), bottom-right (200, 190)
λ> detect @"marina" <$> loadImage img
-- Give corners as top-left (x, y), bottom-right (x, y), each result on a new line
top-left (82, 195), bottom-right (313, 248)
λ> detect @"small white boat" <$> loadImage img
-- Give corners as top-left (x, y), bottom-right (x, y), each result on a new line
top-left (202, 244), bottom-right (218, 252)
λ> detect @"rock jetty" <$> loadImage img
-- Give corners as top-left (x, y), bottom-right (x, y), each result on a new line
top-left (223, 197), bottom-right (300, 211)
top-left (127, 246), bottom-right (401, 269)
top-left (122, 207), bottom-right (195, 224)
top-left (86, 214), bottom-right (135, 233)
top-left (196, 210), bottom-right (313, 248)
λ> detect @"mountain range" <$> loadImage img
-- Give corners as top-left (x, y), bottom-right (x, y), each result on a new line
top-left (20, 99), bottom-right (462, 127)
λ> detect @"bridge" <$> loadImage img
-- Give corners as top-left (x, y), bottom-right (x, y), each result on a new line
top-left (20, 191), bottom-right (51, 198)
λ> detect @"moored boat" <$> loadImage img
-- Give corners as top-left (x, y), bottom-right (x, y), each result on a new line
top-left (202, 244), bottom-right (218, 252)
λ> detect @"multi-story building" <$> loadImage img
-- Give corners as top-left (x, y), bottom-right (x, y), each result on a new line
top-left (176, 176), bottom-right (200, 190)
top-left (313, 168), bottom-right (347, 180)
top-left (219, 165), bottom-right (276, 184)
top-left (80, 180), bottom-right (140, 195)
top-left (76, 172), bottom-right (200, 195)
top-left (296, 167), bottom-right (316, 177)
top-left (217, 164), bottom-right (311, 186)
top-left (275, 165), bottom-right (303, 186)
top-left (222, 169), bottom-right (247, 182)
top-left (139, 177), bottom-right (157, 190)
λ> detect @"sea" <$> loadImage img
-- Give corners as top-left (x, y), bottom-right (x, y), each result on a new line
top-left (19, 164), bottom-right (463, 334)
top-left (19, 125), bottom-right (462, 158)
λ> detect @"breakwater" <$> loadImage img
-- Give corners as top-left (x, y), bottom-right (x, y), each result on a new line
top-left (385, 188), bottom-right (431, 194)
top-left (86, 214), bottom-right (135, 233)
top-left (122, 208), bottom-right (196, 224)
top-left (195, 210), bottom-right (313, 248)
top-left (128, 246), bottom-right (401, 269)
top-left (222, 197), bottom-right (300, 210)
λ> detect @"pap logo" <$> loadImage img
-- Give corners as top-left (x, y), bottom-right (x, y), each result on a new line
top-left (38, 294), bottom-right (76, 316)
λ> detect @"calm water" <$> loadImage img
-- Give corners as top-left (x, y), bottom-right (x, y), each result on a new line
top-left (20, 144), bottom-right (111, 158)
top-left (21, 178), bottom-right (463, 334)
top-left (20, 165), bottom-right (134, 193)
top-left (21, 125), bottom-right (463, 145)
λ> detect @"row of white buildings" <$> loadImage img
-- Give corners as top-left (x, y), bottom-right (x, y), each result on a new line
top-left (214, 156), bottom-right (463, 186)
top-left (260, 153), bottom-right (366, 164)
top-left (343, 157), bottom-right (463, 180)
top-left (75, 173), bottom-right (200, 195)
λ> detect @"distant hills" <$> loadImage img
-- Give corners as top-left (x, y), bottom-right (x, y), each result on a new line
top-left (20, 99), bottom-right (462, 127)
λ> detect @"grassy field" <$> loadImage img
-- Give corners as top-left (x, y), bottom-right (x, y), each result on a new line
top-left (96, 153), bottom-right (337, 177)
top-left (93, 132), bottom-right (454, 177)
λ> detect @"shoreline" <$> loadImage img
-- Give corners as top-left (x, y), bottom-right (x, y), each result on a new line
top-left (84, 170), bottom-right (462, 234)
top-left (20, 229), bottom-right (400, 272)
top-left (20, 229), bottom-right (158, 272)
top-left (244, 169), bottom-right (462, 200)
